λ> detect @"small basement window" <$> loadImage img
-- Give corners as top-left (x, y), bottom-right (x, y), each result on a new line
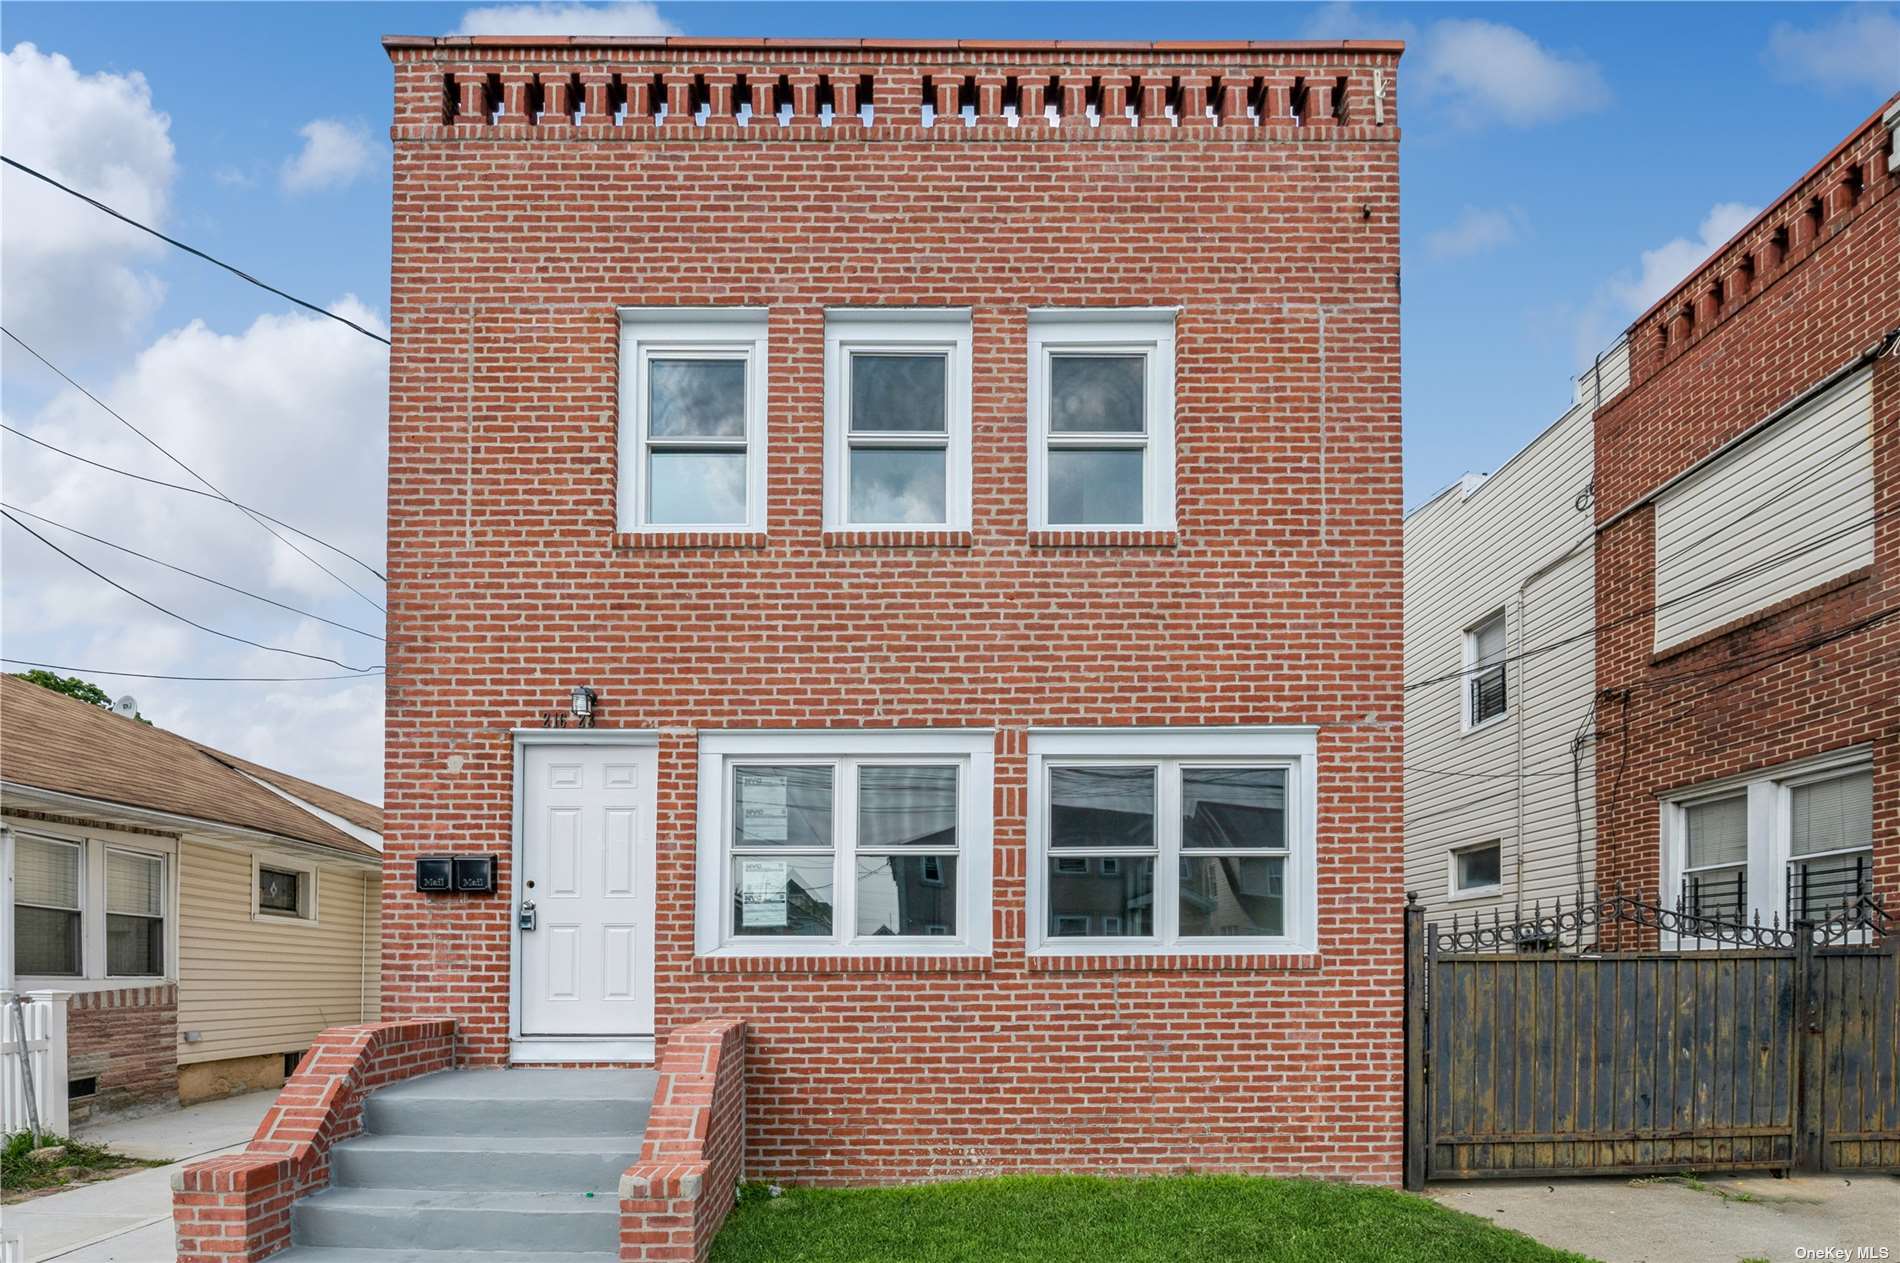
top-left (1450, 840), bottom-right (1503, 898)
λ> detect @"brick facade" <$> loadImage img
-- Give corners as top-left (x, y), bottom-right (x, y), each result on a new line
top-left (173, 1020), bottom-right (456, 1263)
top-left (68, 984), bottom-right (177, 1118)
top-left (381, 36), bottom-right (1405, 1184)
top-left (1593, 98), bottom-right (1900, 918)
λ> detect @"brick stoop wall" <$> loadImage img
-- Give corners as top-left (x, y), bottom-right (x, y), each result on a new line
top-left (618, 1019), bottom-right (748, 1263)
top-left (68, 984), bottom-right (177, 1118)
top-left (172, 1020), bottom-right (455, 1263)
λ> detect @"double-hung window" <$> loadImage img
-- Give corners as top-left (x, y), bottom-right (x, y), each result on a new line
top-left (7, 829), bottom-right (172, 985)
top-left (105, 849), bottom-right (165, 976)
top-left (1463, 610), bottom-right (1508, 729)
top-left (618, 309), bottom-right (768, 533)
top-left (13, 834), bottom-right (82, 976)
top-left (1664, 751), bottom-right (1874, 931)
top-left (1028, 728), bottom-right (1316, 955)
top-left (823, 310), bottom-right (972, 530)
top-left (696, 731), bottom-right (993, 956)
top-left (1027, 310), bottom-right (1177, 530)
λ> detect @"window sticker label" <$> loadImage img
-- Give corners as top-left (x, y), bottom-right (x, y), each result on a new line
top-left (739, 774), bottom-right (788, 842)
top-left (738, 859), bottom-right (788, 927)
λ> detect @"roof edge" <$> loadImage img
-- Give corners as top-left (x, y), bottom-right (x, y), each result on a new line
top-left (383, 34), bottom-right (1406, 55)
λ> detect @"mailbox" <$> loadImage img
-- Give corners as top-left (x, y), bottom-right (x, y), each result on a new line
top-left (453, 855), bottom-right (498, 894)
top-left (414, 857), bottom-right (453, 893)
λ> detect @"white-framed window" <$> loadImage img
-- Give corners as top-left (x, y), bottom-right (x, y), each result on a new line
top-left (1661, 749), bottom-right (1874, 929)
top-left (6, 827), bottom-right (174, 986)
top-left (617, 308), bottom-right (768, 533)
top-left (1026, 727), bottom-right (1317, 956)
top-left (1462, 609), bottom-right (1508, 730)
top-left (823, 309), bottom-right (973, 530)
top-left (1027, 309), bottom-right (1177, 530)
top-left (695, 730), bottom-right (993, 957)
top-left (252, 854), bottom-right (319, 923)
top-left (1448, 839), bottom-right (1503, 900)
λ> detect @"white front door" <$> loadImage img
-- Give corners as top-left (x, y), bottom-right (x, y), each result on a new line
top-left (519, 742), bottom-right (657, 1037)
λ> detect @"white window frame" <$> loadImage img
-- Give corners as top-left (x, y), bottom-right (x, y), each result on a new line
top-left (6, 823), bottom-right (177, 990)
top-left (1027, 308), bottom-right (1178, 531)
top-left (1659, 746), bottom-right (1873, 934)
top-left (1461, 609), bottom-right (1509, 733)
top-left (251, 853), bottom-right (320, 925)
top-left (694, 730), bottom-right (994, 958)
top-left (616, 308), bottom-right (769, 534)
top-left (1026, 727), bottom-right (1318, 957)
top-left (1447, 839), bottom-right (1504, 901)
top-left (823, 309), bottom-right (973, 531)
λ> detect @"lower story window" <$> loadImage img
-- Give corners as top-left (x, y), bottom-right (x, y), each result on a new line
top-left (1787, 769), bottom-right (1873, 921)
top-left (1030, 728), bottom-right (1316, 955)
top-left (106, 849), bottom-right (165, 976)
top-left (254, 859), bottom-right (316, 921)
top-left (1450, 840), bottom-right (1503, 898)
top-left (13, 835), bottom-right (82, 976)
top-left (697, 731), bottom-right (993, 956)
top-left (8, 831), bottom-right (172, 983)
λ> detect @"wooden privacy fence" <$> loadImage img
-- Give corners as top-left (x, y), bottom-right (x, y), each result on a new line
top-left (1402, 891), bottom-right (1898, 1187)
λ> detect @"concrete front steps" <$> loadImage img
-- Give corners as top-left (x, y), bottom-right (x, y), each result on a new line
top-left (268, 1068), bottom-right (657, 1263)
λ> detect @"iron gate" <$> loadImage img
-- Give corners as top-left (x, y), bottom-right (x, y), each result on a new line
top-left (1402, 890), bottom-right (1897, 1187)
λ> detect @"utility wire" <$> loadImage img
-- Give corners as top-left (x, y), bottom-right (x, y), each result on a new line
top-left (1, 502), bottom-right (384, 642)
top-left (4, 658), bottom-right (383, 684)
top-left (3, 327), bottom-right (386, 613)
top-left (2, 510), bottom-right (381, 673)
top-left (0, 155), bottom-right (391, 347)
top-left (0, 423), bottom-right (385, 583)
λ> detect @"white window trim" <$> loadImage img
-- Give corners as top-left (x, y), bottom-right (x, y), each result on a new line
top-left (251, 853), bottom-right (320, 926)
top-left (616, 307), bottom-right (769, 534)
top-left (1659, 746), bottom-right (1873, 935)
top-left (1447, 839), bottom-right (1505, 902)
top-left (1027, 308), bottom-right (1178, 531)
top-left (1026, 727), bottom-right (1318, 957)
top-left (695, 730), bottom-right (994, 958)
top-left (7, 822), bottom-right (178, 991)
top-left (823, 308), bottom-right (973, 531)
top-left (1460, 609), bottom-right (1510, 734)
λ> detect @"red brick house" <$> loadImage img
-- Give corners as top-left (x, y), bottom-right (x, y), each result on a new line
top-left (1594, 95), bottom-right (1900, 930)
top-left (371, 34), bottom-right (1404, 1187)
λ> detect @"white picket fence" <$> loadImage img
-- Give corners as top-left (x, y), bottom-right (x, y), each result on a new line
top-left (1, 990), bottom-right (70, 1139)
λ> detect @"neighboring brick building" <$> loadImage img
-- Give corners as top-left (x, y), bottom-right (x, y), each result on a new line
top-left (1593, 95), bottom-right (1900, 929)
top-left (380, 35), bottom-right (1404, 1184)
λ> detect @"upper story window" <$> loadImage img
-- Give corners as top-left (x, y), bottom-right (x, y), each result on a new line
top-left (617, 309), bottom-right (768, 533)
top-left (1027, 309), bottom-right (1177, 530)
top-left (1462, 609), bottom-right (1508, 729)
top-left (824, 310), bottom-right (973, 531)
top-left (1664, 751), bottom-right (1873, 931)
top-left (694, 730), bottom-right (994, 958)
top-left (1026, 727), bottom-right (1316, 956)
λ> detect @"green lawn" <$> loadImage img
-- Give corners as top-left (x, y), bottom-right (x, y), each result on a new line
top-left (710, 1174), bottom-right (1595, 1263)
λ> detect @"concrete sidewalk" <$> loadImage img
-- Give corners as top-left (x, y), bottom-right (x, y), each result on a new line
top-left (2, 1090), bottom-right (275, 1263)
top-left (1429, 1172), bottom-right (1900, 1263)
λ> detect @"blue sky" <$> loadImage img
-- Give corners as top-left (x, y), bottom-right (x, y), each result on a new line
top-left (2, 1), bottom-right (1896, 800)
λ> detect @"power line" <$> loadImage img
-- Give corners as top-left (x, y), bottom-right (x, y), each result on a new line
top-left (2, 510), bottom-right (381, 674)
top-left (4, 658), bottom-right (383, 684)
top-left (0, 423), bottom-right (385, 583)
top-left (0, 155), bottom-right (391, 347)
top-left (3, 327), bottom-right (386, 612)
top-left (2, 502), bottom-right (383, 642)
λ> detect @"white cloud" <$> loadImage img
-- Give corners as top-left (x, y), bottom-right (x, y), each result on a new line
top-left (1, 299), bottom-right (390, 800)
top-left (1426, 205), bottom-right (1529, 261)
top-left (1765, 5), bottom-right (1900, 95)
top-left (452, 1), bottom-right (678, 36)
top-left (1300, 2), bottom-right (1416, 42)
top-left (280, 119), bottom-right (377, 193)
top-left (0, 43), bottom-right (176, 362)
top-left (1414, 19), bottom-right (1610, 128)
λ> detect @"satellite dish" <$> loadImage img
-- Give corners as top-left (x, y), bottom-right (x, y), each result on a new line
top-left (112, 695), bottom-right (139, 718)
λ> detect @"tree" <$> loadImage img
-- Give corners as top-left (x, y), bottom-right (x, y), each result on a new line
top-left (12, 670), bottom-right (149, 722)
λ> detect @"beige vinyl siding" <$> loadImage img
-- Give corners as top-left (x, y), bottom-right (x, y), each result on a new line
top-left (1404, 340), bottom-right (1625, 919)
top-left (1654, 367), bottom-right (1874, 650)
top-left (176, 838), bottom-right (381, 1064)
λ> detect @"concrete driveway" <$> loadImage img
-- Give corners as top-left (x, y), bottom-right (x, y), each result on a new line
top-left (2, 1090), bottom-right (274, 1263)
top-left (1429, 1172), bottom-right (1900, 1263)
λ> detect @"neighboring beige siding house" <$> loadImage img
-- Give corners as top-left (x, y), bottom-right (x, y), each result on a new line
top-left (1403, 339), bottom-right (1628, 920)
top-left (1, 675), bottom-right (381, 1116)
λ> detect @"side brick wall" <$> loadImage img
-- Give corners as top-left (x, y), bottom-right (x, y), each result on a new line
top-left (618, 1019), bottom-right (748, 1263)
top-left (68, 984), bottom-right (177, 1118)
top-left (1594, 99), bottom-right (1900, 918)
top-left (171, 1020), bottom-right (455, 1263)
